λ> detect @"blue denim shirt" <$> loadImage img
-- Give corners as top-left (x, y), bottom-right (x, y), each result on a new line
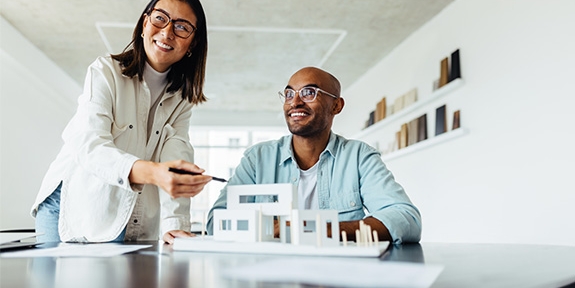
top-left (207, 132), bottom-right (422, 243)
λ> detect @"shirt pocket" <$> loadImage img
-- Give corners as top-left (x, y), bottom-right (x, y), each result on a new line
top-left (331, 188), bottom-right (365, 220)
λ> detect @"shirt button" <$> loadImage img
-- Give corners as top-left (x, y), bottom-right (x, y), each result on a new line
top-left (159, 103), bottom-right (163, 106)
top-left (118, 178), bottom-right (124, 185)
top-left (155, 131), bottom-right (159, 135)
top-left (129, 124), bottom-right (133, 129)
top-left (133, 219), bottom-right (138, 224)
top-left (350, 201), bottom-right (356, 207)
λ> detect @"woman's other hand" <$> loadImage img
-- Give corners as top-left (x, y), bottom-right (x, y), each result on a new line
top-left (163, 229), bottom-right (194, 244)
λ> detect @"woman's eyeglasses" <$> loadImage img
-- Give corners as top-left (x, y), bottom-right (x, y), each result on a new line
top-left (147, 8), bottom-right (196, 39)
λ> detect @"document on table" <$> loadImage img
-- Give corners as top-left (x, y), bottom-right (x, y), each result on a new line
top-left (0, 243), bottom-right (151, 258)
top-left (222, 258), bottom-right (443, 288)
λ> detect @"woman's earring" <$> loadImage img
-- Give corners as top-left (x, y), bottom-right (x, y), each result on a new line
top-left (141, 33), bottom-right (144, 38)
top-left (186, 51), bottom-right (192, 58)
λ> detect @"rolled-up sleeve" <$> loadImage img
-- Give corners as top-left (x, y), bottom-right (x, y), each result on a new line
top-left (358, 145), bottom-right (422, 243)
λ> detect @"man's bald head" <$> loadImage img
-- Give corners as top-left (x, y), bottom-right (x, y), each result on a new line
top-left (289, 67), bottom-right (341, 98)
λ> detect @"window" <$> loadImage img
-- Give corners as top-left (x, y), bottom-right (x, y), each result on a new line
top-left (237, 220), bottom-right (249, 231)
top-left (228, 138), bottom-right (240, 148)
top-left (220, 219), bottom-right (232, 231)
top-left (188, 127), bottom-right (287, 225)
top-left (239, 195), bottom-right (279, 203)
top-left (303, 220), bottom-right (316, 233)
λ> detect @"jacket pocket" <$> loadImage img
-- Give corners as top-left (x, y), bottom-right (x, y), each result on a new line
top-left (159, 124), bottom-right (177, 144)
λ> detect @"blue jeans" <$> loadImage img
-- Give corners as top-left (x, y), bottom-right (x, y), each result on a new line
top-left (35, 181), bottom-right (126, 243)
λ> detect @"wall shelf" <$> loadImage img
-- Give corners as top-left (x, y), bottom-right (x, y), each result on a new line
top-left (350, 77), bottom-right (467, 162)
top-left (352, 78), bottom-right (464, 140)
top-left (381, 128), bottom-right (468, 161)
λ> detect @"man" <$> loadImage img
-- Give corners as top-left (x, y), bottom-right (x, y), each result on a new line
top-left (207, 67), bottom-right (421, 243)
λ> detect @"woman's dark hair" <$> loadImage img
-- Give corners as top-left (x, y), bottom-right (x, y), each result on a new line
top-left (111, 0), bottom-right (208, 105)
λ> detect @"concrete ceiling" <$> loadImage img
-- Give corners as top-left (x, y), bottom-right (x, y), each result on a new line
top-left (1, 0), bottom-right (454, 125)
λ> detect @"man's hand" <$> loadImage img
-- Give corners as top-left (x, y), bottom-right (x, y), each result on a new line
top-left (274, 219), bottom-right (280, 238)
top-left (274, 219), bottom-right (290, 238)
top-left (339, 217), bottom-right (391, 242)
top-left (163, 230), bottom-right (195, 244)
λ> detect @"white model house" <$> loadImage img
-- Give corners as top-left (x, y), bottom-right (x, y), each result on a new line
top-left (289, 209), bottom-right (339, 246)
top-left (212, 209), bottom-right (274, 242)
top-left (213, 183), bottom-right (340, 247)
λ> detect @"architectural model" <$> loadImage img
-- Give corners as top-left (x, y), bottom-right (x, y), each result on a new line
top-left (173, 184), bottom-right (389, 257)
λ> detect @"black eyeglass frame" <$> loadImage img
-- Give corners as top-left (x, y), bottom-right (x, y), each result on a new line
top-left (278, 86), bottom-right (339, 104)
top-left (146, 8), bottom-right (197, 39)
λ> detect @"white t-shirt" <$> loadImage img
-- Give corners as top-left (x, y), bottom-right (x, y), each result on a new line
top-left (298, 162), bottom-right (319, 210)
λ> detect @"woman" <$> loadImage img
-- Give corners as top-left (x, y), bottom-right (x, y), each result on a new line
top-left (31, 0), bottom-right (211, 244)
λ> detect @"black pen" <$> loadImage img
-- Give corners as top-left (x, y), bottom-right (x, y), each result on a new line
top-left (168, 167), bottom-right (227, 182)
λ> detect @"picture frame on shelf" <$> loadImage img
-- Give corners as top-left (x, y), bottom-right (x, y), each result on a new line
top-left (448, 49), bottom-right (461, 82)
top-left (452, 110), bottom-right (461, 130)
top-left (417, 114), bottom-right (428, 142)
top-left (432, 78), bottom-right (440, 92)
top-left (393, 95), bottom-right (404, 115)
top-left (435, 105), bottom-right (447, 136)
top-left (399, 123), bottom-right (408, 149)
top-left (403, 89), bottom-right (418, 108)
top-left (439, 57), bottom-right (449, 88)
top-left (375, 97), bottom-right (387, 122)
top-left (407, 118), bottom-right (419, 146)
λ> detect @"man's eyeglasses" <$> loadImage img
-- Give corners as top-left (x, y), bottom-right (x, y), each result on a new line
top-left (278, 86), bottom-right (339, 104)
top-left (147, 8), bottom-right (196, 39)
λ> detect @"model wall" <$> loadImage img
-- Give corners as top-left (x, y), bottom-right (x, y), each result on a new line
top-left (333, 0), bottom-right (575, 246)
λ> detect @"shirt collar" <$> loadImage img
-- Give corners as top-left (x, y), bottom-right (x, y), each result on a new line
top-left (279, 135), bottom-right (293, 166)
top-left (323, 131), bottom-right (338, 158)
top-left (279, 131), bottom-right (337, 166)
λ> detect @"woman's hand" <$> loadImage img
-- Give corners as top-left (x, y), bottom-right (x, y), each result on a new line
top-left (163, 229), bottom-right (194, 244)
top-left (130, 160), bottom-right (212, 198)
top-left (155, 160), bottom-right (212, 198)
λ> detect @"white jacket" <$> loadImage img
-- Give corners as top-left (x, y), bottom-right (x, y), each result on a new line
top-left (31, 56), bottom-right (194, 242)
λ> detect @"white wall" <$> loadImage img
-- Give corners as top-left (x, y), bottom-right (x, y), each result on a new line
top-left (0, 17), bottom-right (79, 230)
top-left (334, 0), bottom-right (575, 246)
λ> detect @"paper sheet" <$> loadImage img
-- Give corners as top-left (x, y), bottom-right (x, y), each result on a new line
top-left (0, 243), bottom-right (151, 258)
top-left (174, 236), bottom-right (389, 257)
top-left (222, 257), bottom-right (443, 288)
